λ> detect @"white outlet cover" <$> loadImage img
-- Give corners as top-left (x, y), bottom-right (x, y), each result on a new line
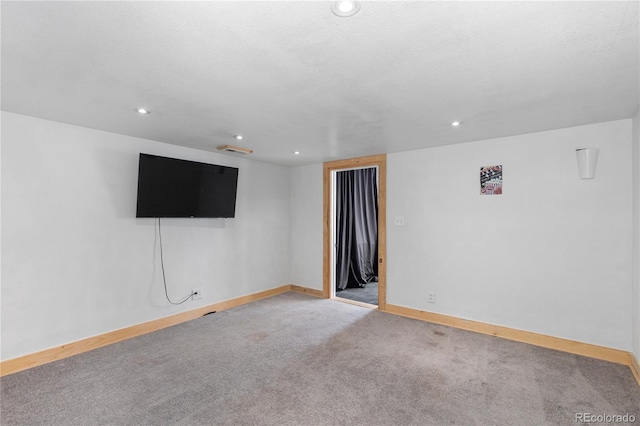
top-left (394, 216), bottom-right (405, 226)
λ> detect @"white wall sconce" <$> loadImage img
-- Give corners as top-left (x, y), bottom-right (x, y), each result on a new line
top-left (576, 148), bottom-right (599, 179)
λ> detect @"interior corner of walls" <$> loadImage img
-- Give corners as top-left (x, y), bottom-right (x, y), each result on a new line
top-left (289, 284), bottom-right (324, 298)
top-left (633, 109), bottom-right (640, 363)
top-left (288, 163), bottom-right (324, 290)
top-left (630, 353), bottom-right (640, 387)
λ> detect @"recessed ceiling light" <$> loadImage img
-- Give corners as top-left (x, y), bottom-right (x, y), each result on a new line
top-left (451, 121), bottom-right (462, 127)
top-left (331, 1), bottom-right (361, 17)
top-left (136, 108), bottom-right (151, 114)
top-left (293, 151), bottom-right (301, 155)
top-left (234, 135), bottom-right (244, 140)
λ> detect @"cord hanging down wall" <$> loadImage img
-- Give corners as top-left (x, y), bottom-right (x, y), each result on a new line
top-left (158, 218), bottom-right (196, 305)
top-left (480, 165), bottom-right (503, 195)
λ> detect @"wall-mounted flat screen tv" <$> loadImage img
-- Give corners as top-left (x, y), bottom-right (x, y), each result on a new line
top-left (136, 153), bottom-right (239, 218)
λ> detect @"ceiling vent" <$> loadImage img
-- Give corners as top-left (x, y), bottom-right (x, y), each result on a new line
top-left (217, 145), bottom-right (253, 154)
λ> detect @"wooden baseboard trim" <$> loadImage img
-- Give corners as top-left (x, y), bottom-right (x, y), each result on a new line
top-left (289, 285), bottom-right (324, 298)
top-left (383, 304), bottom-right (631, 366)
top-left (4, 285), bottom-right (636, 386)
top-left (334, 296), bottom-right (378, 310)
top-left (630, 354), bottom-right (640, 386)
top-left (0, 285), bottom-right (291, 377)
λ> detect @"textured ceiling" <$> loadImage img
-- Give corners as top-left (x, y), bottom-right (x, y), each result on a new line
top-left (2, 1), bottom-right (639, 166)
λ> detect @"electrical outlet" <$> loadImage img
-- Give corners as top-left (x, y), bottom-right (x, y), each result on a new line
top-left (394, 216), bottom-right (405, 226)
top-left (428, 292), bottom-right (435, 303)
top-left (192, 288), bottom-right (203, 300)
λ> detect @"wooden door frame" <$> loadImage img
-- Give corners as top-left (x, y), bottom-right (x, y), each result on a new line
top-left (323, 154), bottom-right (386, 310)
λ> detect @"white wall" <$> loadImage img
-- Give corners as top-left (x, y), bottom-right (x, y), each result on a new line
top-left (289, 164), bottom-right (323, 290)
top-left (0, 112), bottom-right (3, 361)
top-left (387, 119), bottom-right (633, 350)
top-left (3, 113), bottom-right (636, 361)
top-left (287, 120), bottom-right (635, 351)
top-left (1, 112), bottom-right (290, 361)
top-left (288, 119), bottom-right (634, 351)
top-left (632, 110), bottom-right (640, 360)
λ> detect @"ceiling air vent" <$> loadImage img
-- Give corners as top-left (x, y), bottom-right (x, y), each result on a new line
top-left (217, 145), bottom-right (253, 155)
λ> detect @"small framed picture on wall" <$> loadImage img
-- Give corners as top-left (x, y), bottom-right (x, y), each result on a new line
top-left (480, 165), bottom-right (502, 195)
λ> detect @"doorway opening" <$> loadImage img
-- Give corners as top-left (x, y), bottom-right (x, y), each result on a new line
top-left (323, 155), bottom-right (386, 310)
top-left (334, 167), bottom-right (379, 305)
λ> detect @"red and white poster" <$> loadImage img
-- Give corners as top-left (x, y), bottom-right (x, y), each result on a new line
top-left (480, 165), bottom-right (502, 195)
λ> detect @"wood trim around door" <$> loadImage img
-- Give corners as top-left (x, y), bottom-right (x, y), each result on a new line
top-left (323, 154), bottom-right (387, 310)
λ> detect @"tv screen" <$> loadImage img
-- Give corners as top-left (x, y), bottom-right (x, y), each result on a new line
top-left (136, 154), bottom-right (239, 218)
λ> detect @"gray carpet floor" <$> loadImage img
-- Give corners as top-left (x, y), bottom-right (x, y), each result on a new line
top-left (1, 292), bottom-right (638, 425)
top-left (336, 282), bottom-right (378, 305)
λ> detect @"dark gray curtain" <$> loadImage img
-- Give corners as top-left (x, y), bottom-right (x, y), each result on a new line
top-left (335, 168), bottom-right (378, 291)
